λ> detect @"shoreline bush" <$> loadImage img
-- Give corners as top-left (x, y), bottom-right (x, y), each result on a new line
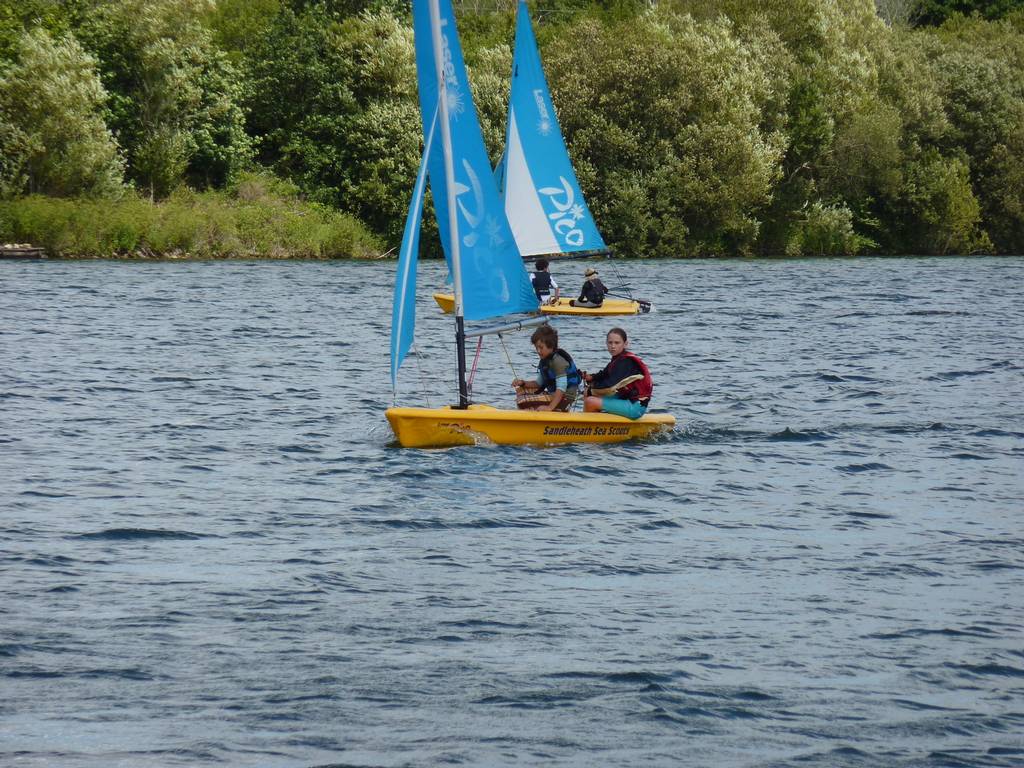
top-left (0, 173), bottom-right (383, 259)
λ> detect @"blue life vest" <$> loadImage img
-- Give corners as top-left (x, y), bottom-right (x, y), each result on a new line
top-left (538, 348), bottom-right (581, 393)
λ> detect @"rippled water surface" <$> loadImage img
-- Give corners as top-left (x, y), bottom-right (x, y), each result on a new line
top-left (2, 257), bottom-right (1023, 767)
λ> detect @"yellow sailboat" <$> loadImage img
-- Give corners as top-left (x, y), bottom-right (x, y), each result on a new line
top-left (432, 292), bottom-right (648, 317)
top-left (387, 404), bottom-right (674, 448)
top-left (428, 1), bottom-right (651, 322)
top-left (386, 0), bottom-right (674, 448)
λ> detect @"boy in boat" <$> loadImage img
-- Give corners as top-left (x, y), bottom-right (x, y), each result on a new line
top-left (530, 258), bottom-right (560, 305)
top-left (570, 267), bottom-right (608, 308)
top-left (582, 327), bottom-right (654, 419)
top-left (512, 324), bottom-right (581, 412)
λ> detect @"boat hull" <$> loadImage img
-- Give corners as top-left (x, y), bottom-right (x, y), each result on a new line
top-left (385, 404), bottom-right (675, 448)
top-left (433, 293), bottom-right (648, 316)
top-left (432, 292), bottom-right (456, 312)
top-left (541, 297), bottom-right (649, 316)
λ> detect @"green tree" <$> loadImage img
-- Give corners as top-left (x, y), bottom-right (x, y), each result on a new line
top-left (898, 150), bottom-right (989, 253)
top-left (243, 4), bottom-right (356, 204)
top-left (333, 10), bottom-right (422, 242)
top-left (916, 0), bottom-right (1024, 25)
top-left (461, 39), bottom-right (514, 167)
top-left (708, 0), bottom-right (890, 253)
top-left (828, 103), bottom-right (904, 203)
top-left (875, 0), bottom-right (921, 27)
top-left (0, 0), bottom-right (93, 61)
top-left (543, 9), bottom-right (785, 256)
top-left (243, 7), bottom-right (428, 244)
top-left (203, 0), bottom-right (281, 61)
top-left (785, 201), bottom-right (876, 256)
top-left (0, 27), bottom-right (124, 197)
top-left (920, 18), bottom-right (1024, 251)
top-left (78, 0), bottom-right (252, 199)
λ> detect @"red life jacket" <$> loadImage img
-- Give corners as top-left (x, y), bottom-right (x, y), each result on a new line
top-left (617, 351), bottom-right (654, 404)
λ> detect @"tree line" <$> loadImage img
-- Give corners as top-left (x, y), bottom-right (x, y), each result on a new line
top-left (1, 0), bottom-right (1022, 257)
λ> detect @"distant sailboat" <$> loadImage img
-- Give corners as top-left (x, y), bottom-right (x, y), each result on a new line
top-left (386, 0), bottom-right (673, 448)
top-left (433, 0), bottom-right (650, 318)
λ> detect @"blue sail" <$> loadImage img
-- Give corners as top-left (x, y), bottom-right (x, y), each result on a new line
top-left (412, 0), bottom-right (537, 321)
top-left (390, 107), bottom-right (438, 391)
top-left (500, 0), bottom-right (606, 256)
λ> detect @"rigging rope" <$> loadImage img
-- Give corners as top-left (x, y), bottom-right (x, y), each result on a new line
top-left (467, 336), bottom-right (484, 394)
top-left (497, 333), bottom-right (519, 382)
top-left (605, 254), bottom-right (633, 300)
top-left (412, 345), bottom-right (433, 409)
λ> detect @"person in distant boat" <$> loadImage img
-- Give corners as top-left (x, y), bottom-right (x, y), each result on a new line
top-left (530, 258), bottom-right (560, 305)
top-left (512, 324), bottom-right (580, 412)
top-left (582, 327), bottom-right (653, 420)
top-left (570, 267), bottom-right (608, 308)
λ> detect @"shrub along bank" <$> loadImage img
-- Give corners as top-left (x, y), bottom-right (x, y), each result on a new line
top-left (0, 174), bottom-right (382, 259)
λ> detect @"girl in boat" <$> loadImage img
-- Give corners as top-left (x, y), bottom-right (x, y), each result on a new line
top-left (582, 327), bottom-right (653, 419)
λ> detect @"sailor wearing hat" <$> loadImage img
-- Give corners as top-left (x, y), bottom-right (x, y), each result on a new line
top-left (571, 266), bottom-right (609, 308)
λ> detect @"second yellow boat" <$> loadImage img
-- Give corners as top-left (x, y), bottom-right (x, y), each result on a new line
top-left (432, 292), bottom-right (648, 316)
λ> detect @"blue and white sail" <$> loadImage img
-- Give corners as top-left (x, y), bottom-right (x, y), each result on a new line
top-left (412, 0), bottom-right (537, 322)
top-left (500, 1), bottom-right (606, 257)
top-left (392, 0), bottom-right (538, 390)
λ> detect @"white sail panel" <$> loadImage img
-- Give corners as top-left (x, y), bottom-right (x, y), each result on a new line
top-left (505, 107), bottom-right (560, 256)
top-left (498, 1), bottom-right (606, 256)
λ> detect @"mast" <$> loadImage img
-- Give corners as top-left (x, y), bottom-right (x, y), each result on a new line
top-left (428, 0), bottom-right (470, 408)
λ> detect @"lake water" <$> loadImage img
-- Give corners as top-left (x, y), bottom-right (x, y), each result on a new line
top-left (1, 256), bottom-right (1022, 767)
